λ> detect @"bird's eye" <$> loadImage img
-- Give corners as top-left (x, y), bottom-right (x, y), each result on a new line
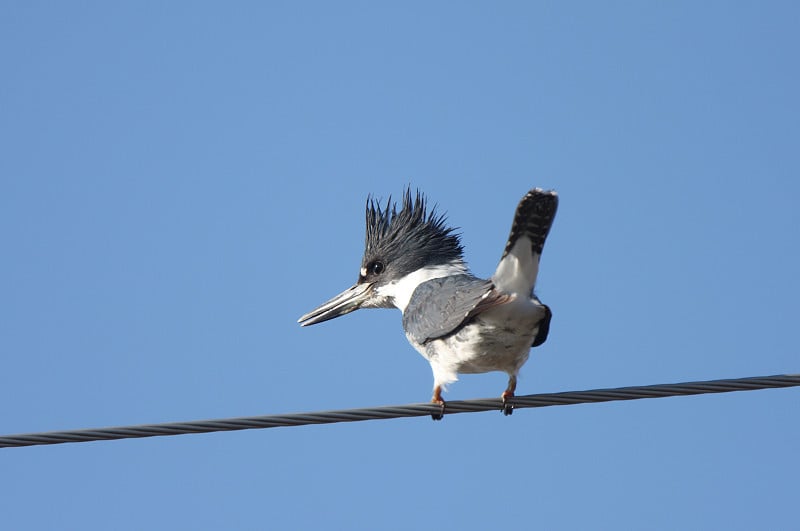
top-left (369, 261), bottom-right (385, 275)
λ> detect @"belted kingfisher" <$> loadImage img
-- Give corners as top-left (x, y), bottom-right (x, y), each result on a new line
top-left (298, 187), bottom-right (558, 418)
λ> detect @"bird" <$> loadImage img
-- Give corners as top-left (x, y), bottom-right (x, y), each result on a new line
top-left (298, 187), bottom-right (558, 419)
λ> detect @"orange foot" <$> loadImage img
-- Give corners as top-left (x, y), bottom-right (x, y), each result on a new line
top-left (501, 390), bottom-right (514, 416)
top-left (431, 387), bottom-right (446, 421)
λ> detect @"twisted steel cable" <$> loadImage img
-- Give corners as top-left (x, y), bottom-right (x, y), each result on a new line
top-left (1, 373), bottom-right (797, 448)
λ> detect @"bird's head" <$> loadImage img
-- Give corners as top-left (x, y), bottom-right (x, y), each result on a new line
top-left (298, 188), bottom-right (465, 326)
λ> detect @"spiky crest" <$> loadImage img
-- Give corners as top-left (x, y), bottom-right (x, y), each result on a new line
top-left (362, 189), bottom-right (464, 279)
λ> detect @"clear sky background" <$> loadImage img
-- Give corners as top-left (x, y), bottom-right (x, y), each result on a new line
top-left (2, 2), bottom-right (798, 530)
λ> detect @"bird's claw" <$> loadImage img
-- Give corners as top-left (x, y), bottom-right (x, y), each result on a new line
top-left (431, 401), bottom-right (446, 421)
top-left (502, 392), bottom-right (514, 416)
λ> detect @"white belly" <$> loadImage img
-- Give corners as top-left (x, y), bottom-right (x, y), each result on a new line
top-left (409, 298), bottom-right (546, 388)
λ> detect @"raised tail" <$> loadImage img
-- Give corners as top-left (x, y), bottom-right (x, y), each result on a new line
top-left (492, 188), bottom-right (558, 295)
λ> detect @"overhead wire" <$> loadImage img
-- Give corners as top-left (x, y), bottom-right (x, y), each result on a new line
top-left (1, 373), bottom-right (797, 448)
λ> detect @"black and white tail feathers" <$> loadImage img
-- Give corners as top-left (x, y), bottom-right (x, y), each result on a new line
top-left (502, 188), bottom-right (559, 259)
top-left (492, 188), bottom-right (558, 296)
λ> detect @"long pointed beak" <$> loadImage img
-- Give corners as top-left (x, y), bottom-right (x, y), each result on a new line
top-left (298, 283), bottom-right (373, 326)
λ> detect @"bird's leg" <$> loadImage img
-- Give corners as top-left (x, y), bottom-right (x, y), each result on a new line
top-left (431, 385), bottom-right (446, 421)
top-left (501, 375), bottom-right (517, 416)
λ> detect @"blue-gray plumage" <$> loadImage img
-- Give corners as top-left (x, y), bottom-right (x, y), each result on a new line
top-left (402, 275), bottom-right (499, 344)
top-left (299, 187), bottom-right (558, 418)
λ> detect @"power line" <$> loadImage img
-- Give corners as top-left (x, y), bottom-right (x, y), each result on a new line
top-left (1, 373), bottom-right (798, 449)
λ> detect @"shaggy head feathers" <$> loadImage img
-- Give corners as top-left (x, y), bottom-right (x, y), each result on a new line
top-left (361, 189), bottom-right (464, 280)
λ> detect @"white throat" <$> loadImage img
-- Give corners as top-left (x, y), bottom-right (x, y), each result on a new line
top-left (376, 261), bottom-right (468, 312)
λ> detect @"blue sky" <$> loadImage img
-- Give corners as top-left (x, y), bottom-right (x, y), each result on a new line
top-left (2, 2), bottom-right (798, 529)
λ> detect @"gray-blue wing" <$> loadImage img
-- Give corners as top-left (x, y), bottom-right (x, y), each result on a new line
top-left (402, 275), bottom-right (507, 344)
